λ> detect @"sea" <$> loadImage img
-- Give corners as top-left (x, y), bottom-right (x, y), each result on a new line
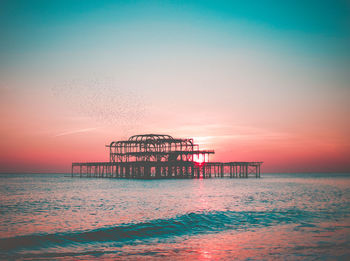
top-left (0, 173), bottom-right (349, 260)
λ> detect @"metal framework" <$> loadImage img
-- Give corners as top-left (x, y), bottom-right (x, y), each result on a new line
top-left (72, 134), bottom-right (262, 179)
top-left (108, 134), bottom-right (213, 163)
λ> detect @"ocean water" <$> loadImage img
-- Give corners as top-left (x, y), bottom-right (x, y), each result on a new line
top-left (0, 173), bottom-right (349, 260)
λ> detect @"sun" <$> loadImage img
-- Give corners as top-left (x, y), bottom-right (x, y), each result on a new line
top-left (193, 154), bottom-right (205, 165)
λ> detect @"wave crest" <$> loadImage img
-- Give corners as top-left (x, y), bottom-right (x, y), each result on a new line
top-left (0, 209), bottom-right (330, 253)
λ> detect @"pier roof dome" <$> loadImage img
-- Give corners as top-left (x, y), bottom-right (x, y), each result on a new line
top-left (128, 134), bottom-right (174, 142)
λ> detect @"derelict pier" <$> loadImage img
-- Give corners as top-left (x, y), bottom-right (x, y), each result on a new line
top-left (71, 134), bottom-right (262, 179)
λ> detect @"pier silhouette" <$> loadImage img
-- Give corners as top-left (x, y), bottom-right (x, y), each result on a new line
top-left (72, 134), bottom-right (262, 179)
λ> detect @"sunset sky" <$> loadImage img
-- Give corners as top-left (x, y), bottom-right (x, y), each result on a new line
top-left (1, 0), bottom-right (349, 173)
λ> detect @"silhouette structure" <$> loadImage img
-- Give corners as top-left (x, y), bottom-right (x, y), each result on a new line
top-left (72, 134), bottom-right (262, 178)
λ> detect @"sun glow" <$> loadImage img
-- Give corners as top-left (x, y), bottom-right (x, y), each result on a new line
top-left (193, 154), bottom-right (205, 165)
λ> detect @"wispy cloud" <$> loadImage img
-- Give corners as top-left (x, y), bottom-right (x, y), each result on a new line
top-left (192, 128), bottom-right (290, 146)
top-left (54, 127), bottom-right (98, 137)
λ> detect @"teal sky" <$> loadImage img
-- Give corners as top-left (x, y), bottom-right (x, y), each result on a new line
top-left (2, 0), bottom-right (349, 78)
top-left (2, 1), bottom-right (349, 59)
top-left (1, 0), bottom-right (349, 172)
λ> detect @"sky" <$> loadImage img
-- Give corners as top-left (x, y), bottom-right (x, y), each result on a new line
top-left (1, 0), bottom-right (349, 173)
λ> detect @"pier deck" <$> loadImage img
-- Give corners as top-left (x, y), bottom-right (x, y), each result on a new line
top-left (72, 161), bottom-right (262, 179)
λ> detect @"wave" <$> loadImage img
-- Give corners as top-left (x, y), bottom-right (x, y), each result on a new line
top-left (0, 209), bottom-right (336, 254)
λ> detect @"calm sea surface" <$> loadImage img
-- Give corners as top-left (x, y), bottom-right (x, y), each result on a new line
top-left (0, 173), bottom-right (349, 260)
